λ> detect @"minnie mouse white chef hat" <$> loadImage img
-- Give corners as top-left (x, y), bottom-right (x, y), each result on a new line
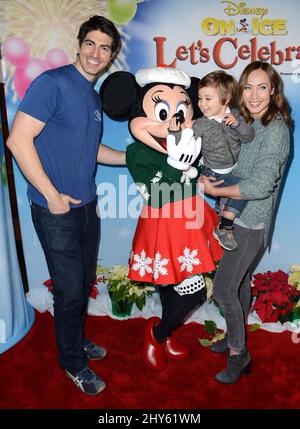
top-left (135, 66), bottom-right (191, 89)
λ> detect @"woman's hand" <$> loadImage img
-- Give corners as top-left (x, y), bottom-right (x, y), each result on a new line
top-left (198, 175), bottom-right (224, 196)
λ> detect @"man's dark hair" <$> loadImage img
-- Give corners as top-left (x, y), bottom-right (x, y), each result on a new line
top-left (77, 15), bottom-right (121, 53)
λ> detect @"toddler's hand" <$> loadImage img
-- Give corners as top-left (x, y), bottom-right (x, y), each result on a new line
top-left (223, 113), bottom-right (238, 127)
top-left (168, 116), bottom-right (181, 132)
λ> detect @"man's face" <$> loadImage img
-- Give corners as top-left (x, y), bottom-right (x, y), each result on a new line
top-left (75, 30), bottom-right (114, 81)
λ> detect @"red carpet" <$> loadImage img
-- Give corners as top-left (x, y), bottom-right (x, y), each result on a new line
top-left (1, 311), bottom-right (300, 409)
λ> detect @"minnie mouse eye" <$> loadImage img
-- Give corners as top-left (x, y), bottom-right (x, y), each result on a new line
top-left (155, 102), bottom-right (170, 122)
top-left (176, 103), bottom-right (188, 119)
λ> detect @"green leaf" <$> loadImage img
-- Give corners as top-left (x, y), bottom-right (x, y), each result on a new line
top-left (204, 320), bottom-right (217, 335)
top-left (212, 332), bottom-right (225, 342)
top-left (136, 296), bottom-right (145, 311)
top-left (248, 323), bottom-right (261, 332)
top-left (198, 338), bottom-right (213, 347)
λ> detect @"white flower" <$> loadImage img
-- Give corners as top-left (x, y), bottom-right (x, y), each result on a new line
top-left (151, 171), bottom-right (163, 183)
top-left (180, 171), bottom-right (191, 186)
top-left (136, 183), bottom-right (150, 200)
top-left (132, 250), bottom-right (153, 278)
top-left (153, 252), bottom-right (169, 280)
top-left (111, 265), bottom-right (129, 279)
top-left (204, 276), bottom-right (213, 300)
top-left (178, 247), bottom-right (200, 273)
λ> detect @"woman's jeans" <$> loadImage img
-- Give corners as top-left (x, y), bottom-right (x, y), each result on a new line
top-left (213, 224), bottom-right (264, 353)
top-left (31, 198), bottom-right (100, 374)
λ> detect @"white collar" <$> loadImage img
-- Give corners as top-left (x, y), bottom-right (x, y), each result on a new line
top-left (208, 107), bottom-right (230, 123)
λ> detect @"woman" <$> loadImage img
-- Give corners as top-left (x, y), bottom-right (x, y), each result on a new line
top-left (200, 61), bottom-right (291, 384)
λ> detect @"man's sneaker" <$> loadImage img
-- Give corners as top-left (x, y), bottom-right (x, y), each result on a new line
top-left (65, 366), bottom-right (106, 395)
top-left (84, 339), bottom-right (107, 360)
top-left (213, 227), bottom-right (238, 251)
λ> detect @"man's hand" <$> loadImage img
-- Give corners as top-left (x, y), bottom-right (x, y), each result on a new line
top-left (223, 113), bottom-right (238, 127)
top-left (47, 193), bottom-right (81, 214)
top-left (198, 175), bottom-right (224, 196)
top-left (167, 128), bottom-right (201, 171)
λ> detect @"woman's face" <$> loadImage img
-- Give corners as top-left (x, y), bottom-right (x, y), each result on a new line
top-left (242, 69), bottom-right (273, 119)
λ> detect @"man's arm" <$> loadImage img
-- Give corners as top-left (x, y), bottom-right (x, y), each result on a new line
top-left (6, 111), bottom-right (81, 213)
top-left (97, 143), bottom-right (126, 165)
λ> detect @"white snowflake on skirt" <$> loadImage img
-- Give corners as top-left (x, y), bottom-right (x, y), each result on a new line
top-left (177, 247), bottom-right (200, 273)
top-left (153, 252), bottom-right (169, 280)
top-left (132, 249), bottom-right (153, 278)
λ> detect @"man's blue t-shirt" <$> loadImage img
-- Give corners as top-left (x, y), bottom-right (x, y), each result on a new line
top-left (18, 64), bottom-right (102, 208)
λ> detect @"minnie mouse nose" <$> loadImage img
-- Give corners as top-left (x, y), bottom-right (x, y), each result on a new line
top-left (173, 111), bottom-right (185, 125)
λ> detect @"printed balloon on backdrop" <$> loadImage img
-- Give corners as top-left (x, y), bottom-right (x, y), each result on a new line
top-left (2, 37), bottom-right (30, 67)
top-left (13, 58), bottom-right (50, 100)
top-left (45, 48), bottom-right (69, 69)
top-left (107, 0), bottom-right (139, 25)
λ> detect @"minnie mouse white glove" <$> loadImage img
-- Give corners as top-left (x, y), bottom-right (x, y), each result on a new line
top-left (167, 128), bottom-right (202, 171)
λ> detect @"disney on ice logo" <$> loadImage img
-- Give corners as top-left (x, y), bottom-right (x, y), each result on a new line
top-left (222, 1), bottom-right (268, 18)
top-left (201, 1), bottom-right (287, 36)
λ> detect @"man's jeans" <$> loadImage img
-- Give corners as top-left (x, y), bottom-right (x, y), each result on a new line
top-left (199, 165), bottom-right (247, 216)
top-left (31, 198), bottom-right (100, 374)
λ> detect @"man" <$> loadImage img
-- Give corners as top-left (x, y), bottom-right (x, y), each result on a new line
top-left (7, 16), bottom-right (125, 395)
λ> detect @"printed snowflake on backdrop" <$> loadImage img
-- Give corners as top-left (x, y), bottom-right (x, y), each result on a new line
top-left (153, 252), bottom-right (169, 280)
top-left (132, 249), bottom-right (153, 278)
top-left (178, 247), bottom-right (200, 273)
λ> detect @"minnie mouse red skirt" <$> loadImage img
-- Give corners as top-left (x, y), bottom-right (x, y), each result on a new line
top-left (128, 195), bottom-right (223, 285)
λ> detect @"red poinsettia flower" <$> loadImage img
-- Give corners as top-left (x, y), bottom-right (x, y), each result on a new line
top-left (89, 285), bottom-right (99, 300)
top-left (252, 300), bottom-right (281, 323)
top-left (43, 279), bottom-right (53, 292)
top-left (251, 270), bottom-right (300, 323)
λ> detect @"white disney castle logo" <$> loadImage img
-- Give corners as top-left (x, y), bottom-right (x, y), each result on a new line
top-left (95, 110), bottom-right (102, 122)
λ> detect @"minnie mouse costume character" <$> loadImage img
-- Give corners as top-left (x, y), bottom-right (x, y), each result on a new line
top-left (100, 67), bottom-right (222, 371)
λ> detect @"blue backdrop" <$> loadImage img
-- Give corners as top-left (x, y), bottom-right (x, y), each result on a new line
top-left (0, 0), bottom-right (299, 302)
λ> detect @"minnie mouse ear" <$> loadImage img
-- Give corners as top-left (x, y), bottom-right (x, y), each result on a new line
top-left (99, 71), bottom-right (139, 120)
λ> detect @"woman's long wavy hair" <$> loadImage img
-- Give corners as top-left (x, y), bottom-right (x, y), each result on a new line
top-left (238, 61), bottom-right (291, 127)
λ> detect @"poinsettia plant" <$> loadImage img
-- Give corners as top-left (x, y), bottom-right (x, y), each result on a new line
top-left (251, 269), bottom-right (300, 323)
top-left (97, 265), bottom-right (156, 311)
